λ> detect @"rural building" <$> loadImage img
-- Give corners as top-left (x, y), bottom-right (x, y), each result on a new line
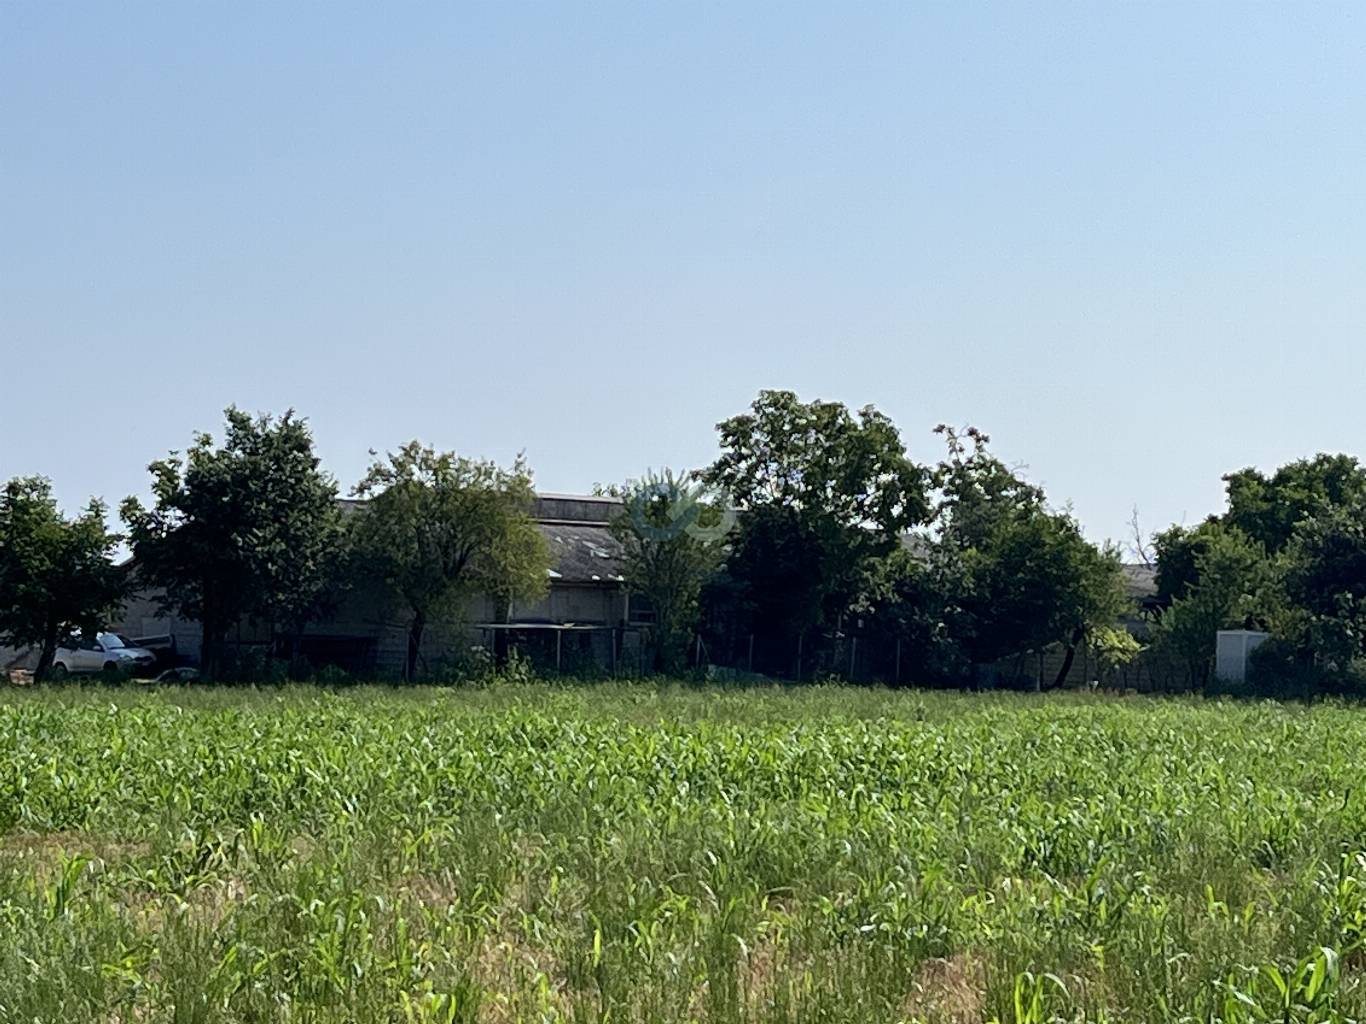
top-left (114, 493), bottom-right (653, 677)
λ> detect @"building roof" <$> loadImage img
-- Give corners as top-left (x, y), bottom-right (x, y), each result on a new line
top-left (127, 493), bottom-right (627, 587)
top-left (364, 491), bottom-right (627, 585)
top-left (538, 520), bottom-right (624, 584)
top-left (534, 491), bottom-right (623, 505)
top-left (1122, 563), bottom-right (1157, 600)
top-left (338, 493), bottom-right (620, 523)
top-left (533, 493), bottom-right (621, 525)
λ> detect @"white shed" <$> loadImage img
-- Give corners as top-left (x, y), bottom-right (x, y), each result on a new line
top-left (1215, 630), bottom-right (1269, 683)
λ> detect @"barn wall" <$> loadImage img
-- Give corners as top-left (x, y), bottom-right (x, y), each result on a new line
top-left (112, 577), bottom-right (630, 677)
top-left (514, 584), bottom-right (623, 625)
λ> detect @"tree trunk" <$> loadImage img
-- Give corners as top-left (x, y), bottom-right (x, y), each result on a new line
top-left (1047, 626), bottom-right (1086, 691)
top-left (199, 594), bottom-right (233, 682)
top-left (34, 622), bottom-right (58, 682)
top-left (201, 618), bottom-right (226, 682)
top-left (281, 626), bottom-right (300, 666)
top-left (406, 610), bottom-right (426, 682)
top-left (651, 622), bottom-right (669, 675)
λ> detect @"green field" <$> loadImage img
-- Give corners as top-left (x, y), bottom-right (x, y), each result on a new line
top-left (3, 685), bottom-right (1366, 1023)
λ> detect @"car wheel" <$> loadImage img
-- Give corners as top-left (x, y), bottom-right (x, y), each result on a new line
top-left (49, 663), bottom-right (68, 680)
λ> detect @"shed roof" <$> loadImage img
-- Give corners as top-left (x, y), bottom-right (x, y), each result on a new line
top-left (353, 491), bottom-right (627, 585)
top-left (127, 493), bottom-right (627, 586)
top-left (538, 520), bottom-right (624, 585)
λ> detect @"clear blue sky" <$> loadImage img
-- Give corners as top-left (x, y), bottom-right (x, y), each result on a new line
top-left (4, 3), bottom-right (1365, 548)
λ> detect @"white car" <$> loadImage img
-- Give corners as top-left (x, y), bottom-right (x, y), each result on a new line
top-left (51, 632), bottom-right (157, 678)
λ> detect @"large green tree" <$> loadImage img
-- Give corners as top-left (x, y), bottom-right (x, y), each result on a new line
top-left (1157, 455), bottom-right (1366, 604)
top-left (891, 427), bottom-right (1128, 687)
top-left (351, 443), bottom-right (550, 681)
top-left (1280, 498), bottom-right (1366, 670)
top-left (121, 408), bottom-right (342, 680)
top-left (610, 470), bottom-right (729, 673)
top-left (0, 477), bottom-right (125, 680)
top-left (1146, 453), bottom-right (1366, 691)
top-left (1223, 454), bottom-right (1366, 553)
top-left (700, 390), bottom-right (929, 677)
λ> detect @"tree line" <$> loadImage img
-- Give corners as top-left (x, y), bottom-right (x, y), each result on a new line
top-left (2, 390), bottom-right (1364, 692)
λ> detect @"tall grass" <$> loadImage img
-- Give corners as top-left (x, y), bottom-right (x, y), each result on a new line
top-left (2, 683), bottom-right (1366, 1022)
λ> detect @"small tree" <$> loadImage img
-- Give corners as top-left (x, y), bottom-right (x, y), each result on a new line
top-left (922, 426), bottom-right (1128, 688)
top-left (0, 477), bottom-right (125, 680)
top-left (1148, 526), bottom-right (1270, 688)
top-left (1089, 627), bottom-right (1141, 686)
top-left (1152, 520), bottom-right (1228, 608)
top-left (121, 408), bottom-right (342, 680)
top-left (352, 443), bottom-right (550, 681)
top-left (610, 470), bottom-right (729, 673)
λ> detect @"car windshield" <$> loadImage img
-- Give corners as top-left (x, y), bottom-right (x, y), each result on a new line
top-left (97, 633), bottom-right (126, 649)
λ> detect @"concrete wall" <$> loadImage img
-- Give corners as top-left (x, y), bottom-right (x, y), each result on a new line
top-left (111, 577), bottom-right (631, 678)
top-left (114, 590), bottom-right (205, 663)
top-left (513, 584), bottom-right (622, 625)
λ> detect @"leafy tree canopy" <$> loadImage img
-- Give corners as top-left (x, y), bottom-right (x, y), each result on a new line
top-left (702, 389), bottom-right (928, 534)
top-left (1158, 455), bottom-right (1366, 606)
top-left (1281, 497), bottom-right (1366, 669)
top-left (121, 408), bottom-right (341, 679)
top-left (0, 477), bottom-right (124, 680)
top-left (879, 427), bottom-right (1128, 685)
top-left (1223, 454), bottom-right (1366, 554)
top-left (1149, 525), bottom-right (1273, 688)
top-left (700, 391), bottom-right (930, 672)
top-left (1152, 519), bottom-right (1231, 607)
top-left (351, 443), bottom-right (549, 680)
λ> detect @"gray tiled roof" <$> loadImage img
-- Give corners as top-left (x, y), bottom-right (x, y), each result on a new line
top-left (539, 521), bottom-right (624, 584)
top-left (532, 494), bottom-right (624, 585)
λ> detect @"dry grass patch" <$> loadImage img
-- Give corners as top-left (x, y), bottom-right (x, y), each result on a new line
top-left (0, 830), bottom-right (150, 870)
top-left (899, 953), bottom-right (986, 1024)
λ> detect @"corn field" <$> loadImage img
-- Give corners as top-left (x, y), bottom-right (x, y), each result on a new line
top-left (4, 683), bottom-right (1366, 1023)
